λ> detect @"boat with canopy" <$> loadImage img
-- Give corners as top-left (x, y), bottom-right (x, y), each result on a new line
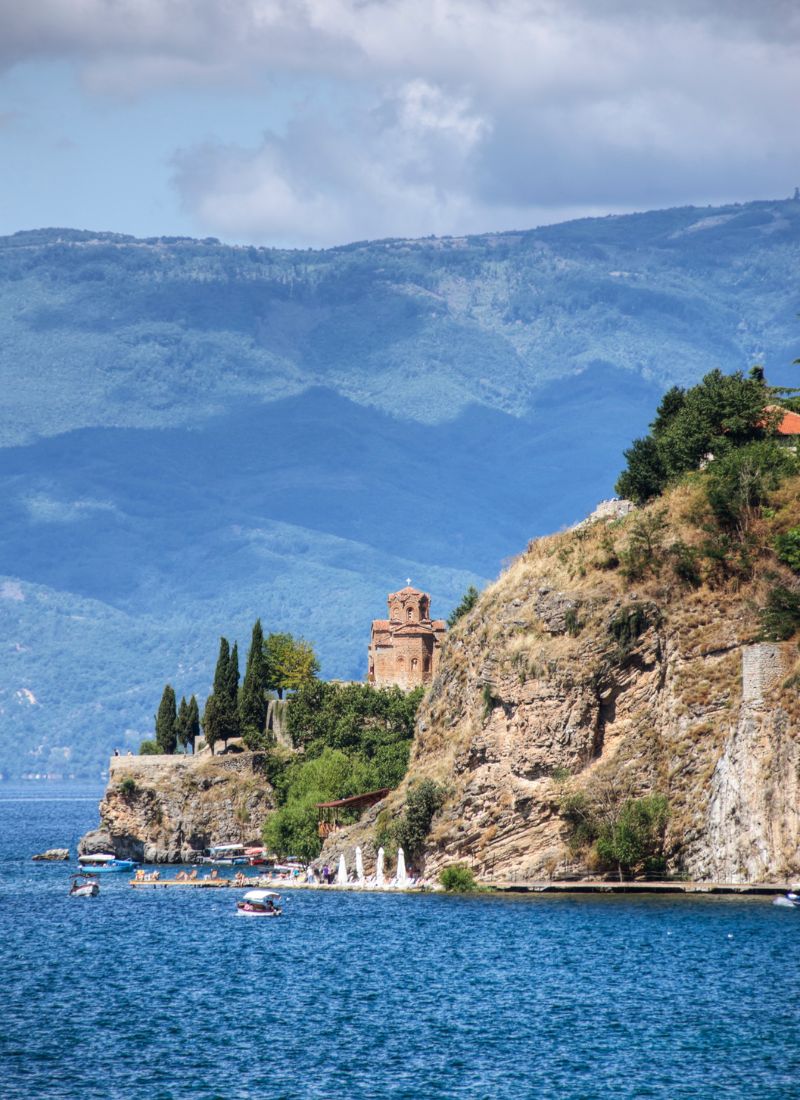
top-left (78, 853), bottom-right (137, 873)
top-left (69, 873), bottom-right (100, 897)
top-left (236, 890), bottom-right (282, 917)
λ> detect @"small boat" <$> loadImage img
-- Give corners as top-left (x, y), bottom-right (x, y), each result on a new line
top-left (69, 874), bottom-right (100, 897)
top-left (202, 844), bottom-right (250, 866)
top-left (773, 891), bottom-right (800, 909)
top-left (78, 853), bottom-right (137, 873)
top-left (236, 889), bottom-right (282, 917)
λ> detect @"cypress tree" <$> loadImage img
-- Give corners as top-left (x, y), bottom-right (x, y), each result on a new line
top-left (212, 637), bottom-right (231, 697)
top-left (240, 619), bottom-right (268, 739)
top-left (175, 696), bottom-right (190, 752)
top-left (226, 642), bottom-right (240, 708)
top-left (155, 684), bottom-right (178, 754)
top-left (204, 636), bottom-right (240, 750)
top-left (187, 695), bottom-right (200, 751)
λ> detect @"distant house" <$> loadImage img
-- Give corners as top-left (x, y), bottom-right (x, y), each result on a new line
top-left (368, 585), bottom-right (446, 690)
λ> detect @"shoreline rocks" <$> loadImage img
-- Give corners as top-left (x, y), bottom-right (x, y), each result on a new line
top-left (32, 848), bottom-right (69, 861)
top-left (79, 751), bottom-right (275, 863)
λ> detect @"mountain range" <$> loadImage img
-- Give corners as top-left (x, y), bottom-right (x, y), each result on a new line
top-left (1, 196), bottom-right (799, 778)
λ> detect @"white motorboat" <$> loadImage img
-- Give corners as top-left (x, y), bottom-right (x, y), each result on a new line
top-left (78, 853), bottom-right (137, 873)
top-left (773, 891), bottom-right (800, 909)
top-left (236, 889), bottom-right (282, 917)
top-left (69, 874), bottom-right (100, 897)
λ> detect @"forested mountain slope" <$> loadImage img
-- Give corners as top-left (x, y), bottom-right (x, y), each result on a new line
top-left (1, 197), bottom-right (798, 778)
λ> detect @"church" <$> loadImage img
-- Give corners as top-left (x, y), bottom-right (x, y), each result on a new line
top-left (368, 584), bottom-right (447, 690)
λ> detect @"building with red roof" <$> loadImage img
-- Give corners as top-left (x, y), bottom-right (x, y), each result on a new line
top-left (368, 584), bottom-right (446, 690)
top-left (774, 406), bottom-right (800, 437)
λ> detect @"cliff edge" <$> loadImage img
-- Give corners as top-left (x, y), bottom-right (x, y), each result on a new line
top-left (80, 752), bottom-right (274, 863)
top-left (324, 477), bottom-right (800, 883)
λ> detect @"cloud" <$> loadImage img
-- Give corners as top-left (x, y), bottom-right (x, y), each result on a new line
top-left (2, 1), bottom-right (799, 242)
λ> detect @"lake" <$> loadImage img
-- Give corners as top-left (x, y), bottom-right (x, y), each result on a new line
top-left (1, 784), bottom-right (798, 1099)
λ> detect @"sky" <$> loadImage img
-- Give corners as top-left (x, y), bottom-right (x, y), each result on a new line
top-left (1, 0), bottom-right (799, 248)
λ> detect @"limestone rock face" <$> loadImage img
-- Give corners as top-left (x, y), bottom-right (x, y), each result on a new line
top-left (79, 753), bottom-right (274, 863)
top-left (325, 503), bottom-right (800, 885)
top-left (32, 848), bottom-right (69, 861)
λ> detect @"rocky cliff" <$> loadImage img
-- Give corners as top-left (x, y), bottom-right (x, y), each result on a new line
top-left (79, 752), bottom-right (274, 863)
top-left (323, 478), bottom-right (800, 883)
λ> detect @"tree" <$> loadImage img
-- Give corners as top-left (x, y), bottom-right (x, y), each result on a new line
top-left (615, 436), bottom-right (667, 504)
top-left (175, 696), bottom-right (189, 752)
top-left (154, 684), bottom-right (177, 754)
top-left (394, 779), bottom-right (445, 863)
top-left (447, 585), bottom-right (480, 627)
top-left (186, 695), bottom-right (200, 750)
top-left (226, 642), bottom-right (240, 709)
top-left (264, 632), bottom-right (319, 698)
top-left (595, 794), bottom-right (669, 881)
top-left (212, 637), bottom-right (231, 697)
top-left (203, 637), bottom-right (240, 751)
top-left (240, 619), bottom-right (269, 742)
top-left (615, 369), bottom-right (773, 503)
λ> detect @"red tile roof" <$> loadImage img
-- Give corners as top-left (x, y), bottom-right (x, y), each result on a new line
top-left (777, 408), bottom-right (800, 436)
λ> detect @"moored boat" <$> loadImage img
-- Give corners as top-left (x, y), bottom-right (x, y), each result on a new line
top-left (773, 891), bottom-right (800, 909)
top-left (236, 889), bottom-right (282, 917)
top-left (69, 874), bottom-right (100, 897)
top-left (78, 853), bottom-right (137, 873)
top-left (202, 844), bottom-right (250, 866)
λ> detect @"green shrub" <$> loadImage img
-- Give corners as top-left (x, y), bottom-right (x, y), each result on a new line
top-left (595, 794), bottom-right (669, 880)
top-left (668, 540), bottom-right (702, 587)
top-left (619, 510), bottom-right (667, 579)
top-left (119, 777), bottom-right (137, 797)
top-left (561, 783), bottom-right (670, 879)
top-left (775, 526), bottom-right (800, 572)
top-left (705, 440), bottom-right (797, 534)
top-left (481, 683), bottom-right (495, 717)
top-left (760, 584), bottom-right (800, 641)
top-left (439, 864), bottom-right (478, 892)
top-left (138, 739), bottom-right (159, 755)
top-left (447, 585), bottom-right (481, 627)
top-left (608, 604), bottom-right (655, 654)
top-left (394, 779), bottom-right (445, 862)
top-left (564, 607), bottom-right (582, 636)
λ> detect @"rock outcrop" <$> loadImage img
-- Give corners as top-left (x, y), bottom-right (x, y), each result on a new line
top-left (323, 481), bottom-right (800, 883)
top-left (32, 848), bottom-right (69, 861)
top-left (80, 752), bottom-right (274, 863)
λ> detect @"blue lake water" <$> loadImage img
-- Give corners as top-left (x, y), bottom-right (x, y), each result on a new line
top-left (2, 784), bottom-right (799, 1100)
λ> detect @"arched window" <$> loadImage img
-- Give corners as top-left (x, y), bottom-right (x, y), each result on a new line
top-left (411, 657), bottom-right (419, 671)
top-left (407, 607), bottom-right (413, 621)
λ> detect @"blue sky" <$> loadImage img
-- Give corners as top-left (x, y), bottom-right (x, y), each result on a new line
top-left (1, 1), bottom-right (798, 248)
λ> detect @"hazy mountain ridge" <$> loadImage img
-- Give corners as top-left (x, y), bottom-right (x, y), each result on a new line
top-left (1, 197), bottom-right (799, 778)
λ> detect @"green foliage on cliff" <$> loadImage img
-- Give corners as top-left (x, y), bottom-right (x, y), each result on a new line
top-left (447, 585), bottom-right (480, 627)
top-left (439, 864), bottom-right (478, 892)
top-left (393, 780), bottom-right (446, 864)
top-left (760, 584), bottom-right (800, 641)
top-left (615, 369), bottom-right (778, 503)
top-left (562, 784), bottom-right (669, 880)
top-left (264, 633), bottom-right (320, 699)
top-left (262, 682), bottom-right (424, 860)
top-left (775, 526), bottom-right (800, 572)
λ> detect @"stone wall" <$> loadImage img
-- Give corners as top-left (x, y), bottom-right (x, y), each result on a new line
top-left (742, 643), bottom-right (793, 706)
